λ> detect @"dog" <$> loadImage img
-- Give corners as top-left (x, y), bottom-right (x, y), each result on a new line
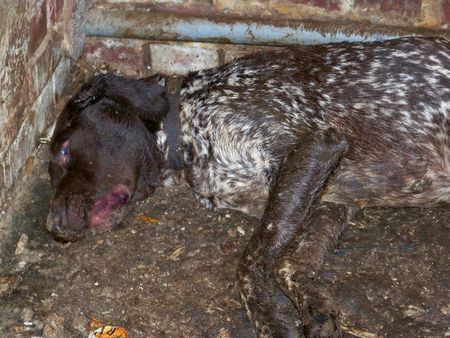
top-left (46, 37), bottom-right (450, 337)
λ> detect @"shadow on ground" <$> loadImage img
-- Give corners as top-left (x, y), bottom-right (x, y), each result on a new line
top-left (0, 146), bottom-right (448, 338)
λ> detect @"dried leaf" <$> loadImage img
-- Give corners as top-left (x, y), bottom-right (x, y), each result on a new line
top-left (15, 234), bottom-right (29, 255)
top-left (341, 324), bottom-right (378, 338)
top-left (88, 325), bottom-right (128, 338)
top-left (170, 246), bottom-right (186, 260)
top-left (137, 215), bottom-right (159, 223)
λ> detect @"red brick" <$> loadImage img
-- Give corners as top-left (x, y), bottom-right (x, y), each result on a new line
top-left (82, 37), bottom-right (146, 76)
top-left (47, 0), bottom-right (64, 26)
top-left (444, 0), bottom-right (450, 24)
top-left (27, 31), bottom-right (62, 101)
top-left (289, 0), bottom-right (340, 11)
top-left (354, 0), bottom-right (422, 18)
top-left (28, 0), bottom-right (47, 57)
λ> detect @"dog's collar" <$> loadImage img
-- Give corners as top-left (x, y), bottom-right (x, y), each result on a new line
top-left (163, 75), bottom-right (185, 171)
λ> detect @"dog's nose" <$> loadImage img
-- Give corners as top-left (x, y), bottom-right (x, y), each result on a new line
top-left (46, 209), bottom-right (62, 234)
top-left (46, 210), bottom-right (84, 242)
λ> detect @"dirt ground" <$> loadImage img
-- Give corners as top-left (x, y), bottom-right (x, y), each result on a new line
top-left (0, 144), bottom-right (448, 338)
top-left (0, 71), bottom-right (449, 338)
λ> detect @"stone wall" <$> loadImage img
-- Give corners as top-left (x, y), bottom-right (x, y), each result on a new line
top-left (0, 0), bottom-right (87, 206)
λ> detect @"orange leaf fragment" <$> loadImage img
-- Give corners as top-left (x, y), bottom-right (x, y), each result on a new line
top-left (137, 215), bottom-right (159, 223)
top-left (88, 325), bottom-right (128, 338)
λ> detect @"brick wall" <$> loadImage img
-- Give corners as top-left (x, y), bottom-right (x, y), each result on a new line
top-left (83, 0), bottom-right (449, 76)
top-left (82, 38), bottom-right (278, 77)
top-left (0, 0), bottom-right (87, 205)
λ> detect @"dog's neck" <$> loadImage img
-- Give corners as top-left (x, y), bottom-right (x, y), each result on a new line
top-left (157, 75), bottom-right (185, 184)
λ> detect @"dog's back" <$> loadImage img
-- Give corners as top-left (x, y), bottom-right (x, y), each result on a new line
top-left (178, 37), bottom-right (450, 213)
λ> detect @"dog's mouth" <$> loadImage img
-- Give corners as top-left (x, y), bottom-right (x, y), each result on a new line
top-left (47, 184), bottom-right (134, 241)
top-left (87, 184), bottom-right (133, 232)
top-left (87, 201), bottom-right (134, 234)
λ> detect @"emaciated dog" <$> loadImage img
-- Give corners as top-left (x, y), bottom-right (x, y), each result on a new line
top-left (46, 37), bottom-right (450, 337)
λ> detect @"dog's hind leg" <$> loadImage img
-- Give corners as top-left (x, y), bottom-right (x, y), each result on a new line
top-left (236, 129), bottom-right (348, 338)
top-left (274, 202), bottom-right (350, 337)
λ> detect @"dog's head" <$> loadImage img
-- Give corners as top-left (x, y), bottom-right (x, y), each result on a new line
top-left (46, 74), bottom-right (169, 241)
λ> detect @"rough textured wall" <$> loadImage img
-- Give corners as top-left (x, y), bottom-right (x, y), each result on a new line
top-left (92, 0), bottom-right (450, 29)
top-left (83, 0), bottom-right (450, 76)
top-left (0, 0), bottom-right (87, 205)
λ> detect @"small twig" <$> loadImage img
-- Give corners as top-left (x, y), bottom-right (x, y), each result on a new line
top-left (341, 324), bottom-right (378, 338)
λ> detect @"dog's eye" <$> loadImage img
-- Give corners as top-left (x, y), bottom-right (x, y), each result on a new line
top-left (61, 146), bottom-right (69, 156)
top-left (57, 142), bottom-right (70, 168)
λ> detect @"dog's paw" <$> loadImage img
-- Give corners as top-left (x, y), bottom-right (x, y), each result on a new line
top-left (303, 309), bottom-right (341, 338)
top-left (295, 281), bottom-right (342, 338)
top-left (275, 267), bottom-right (341, 337)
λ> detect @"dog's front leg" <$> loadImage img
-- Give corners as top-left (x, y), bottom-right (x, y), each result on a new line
top-left (274, 202), bottom-right (349, 337)
top-left (236, 130), bottom-right (348, 338)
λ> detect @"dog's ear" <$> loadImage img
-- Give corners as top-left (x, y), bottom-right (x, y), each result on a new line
top-left (70, 74), bottom-right (170, 132)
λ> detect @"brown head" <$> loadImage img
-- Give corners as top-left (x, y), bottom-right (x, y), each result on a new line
top-left (46, 74), bottom-right (169, 241)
